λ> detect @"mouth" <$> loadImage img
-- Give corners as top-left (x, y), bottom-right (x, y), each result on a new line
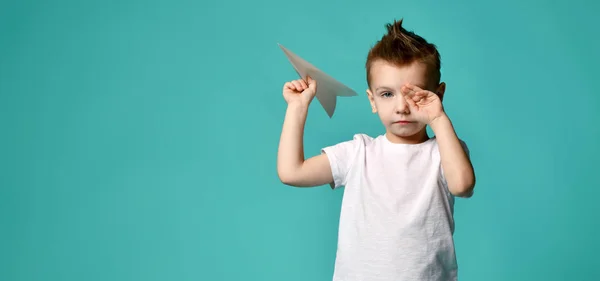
top-left (393, 120), bottom-right (413, 125)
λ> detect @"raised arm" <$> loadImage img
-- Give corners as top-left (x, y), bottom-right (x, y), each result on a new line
top-left (401, 83), bottom-right (476, 197)
top-left (430, 114), bottom-right (476, 197)
top-left (277, 77), bottom-right (333, 187)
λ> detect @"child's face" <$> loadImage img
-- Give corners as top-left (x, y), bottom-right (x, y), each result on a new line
top-left (367, 59), bottom-right (445, 140)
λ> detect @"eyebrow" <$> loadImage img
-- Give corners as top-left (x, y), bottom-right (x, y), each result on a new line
top-left (375, 86), bottom-right (393, 92)
top-left (375, 84), bottom-right (427, 92)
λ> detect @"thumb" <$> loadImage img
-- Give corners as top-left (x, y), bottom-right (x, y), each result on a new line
top-left (307, 76), bottom-right (317, 91)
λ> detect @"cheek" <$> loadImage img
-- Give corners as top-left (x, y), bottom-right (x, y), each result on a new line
top-left (378, 102), bottom-right (396, 115)
top-left (373, 98), bottom-right (390, 109)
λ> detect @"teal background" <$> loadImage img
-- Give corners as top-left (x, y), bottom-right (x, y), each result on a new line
top-left (1, 0), bottom-right (599, 280)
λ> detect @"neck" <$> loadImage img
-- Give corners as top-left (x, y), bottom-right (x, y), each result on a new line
top-left (385, 129), bottom-right (429, 144)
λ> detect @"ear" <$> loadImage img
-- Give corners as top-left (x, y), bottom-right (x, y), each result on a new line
top-left (366, 89), bottom-right (377, 113)
top-left (435, 82), bottom-right (446, 101)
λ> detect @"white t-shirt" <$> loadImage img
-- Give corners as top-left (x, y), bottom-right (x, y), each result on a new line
top-left (321, 133), bottom-right (470, 281)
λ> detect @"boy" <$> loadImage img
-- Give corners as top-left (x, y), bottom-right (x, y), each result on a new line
top-left (277, 18), bottom-right (475, 281)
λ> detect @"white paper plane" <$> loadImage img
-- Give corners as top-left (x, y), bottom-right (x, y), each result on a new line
top-left (278, 43), bottom-right (358, 118)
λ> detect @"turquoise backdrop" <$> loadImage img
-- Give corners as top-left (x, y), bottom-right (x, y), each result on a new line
top-left (2, 0), bottom-right (599, 280)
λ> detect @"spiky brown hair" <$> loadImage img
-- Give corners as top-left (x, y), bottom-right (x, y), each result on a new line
top-left (366, 19), bottom-right (441, 89)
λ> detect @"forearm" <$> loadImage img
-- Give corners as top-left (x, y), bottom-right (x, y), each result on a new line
top-left (430, 114), bottom-right (475, 197)
top-left (277, 102), bottom-right (309, 182)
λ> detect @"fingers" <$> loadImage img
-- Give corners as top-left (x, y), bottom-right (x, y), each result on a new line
top-left (284, 77), bottom-right (317, 93)
top-left (298, 79), bottom-right (308, 89)
top-left (284, 82), bottom-right (295, 91)
top-left (401, 83), bottom-right (426, 98)
top-left (412, 91), bottom-right (428, 102)
top-left (292, 80), bottom-right (304, 91)
top-left (285, 79), bottom-right (309, 92)
top-left (402, 88), bottom-right (428, 109)
top-left (400, 83), bottom-right (432, 103)
top-left (403, 83), bottom-right (423, 92)
top-left (401, 84), bottom-right (415, 98)
top-left (405, 95), bottom-right (418, 109)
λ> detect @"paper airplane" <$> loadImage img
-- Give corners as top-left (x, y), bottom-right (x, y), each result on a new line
top-left (278, 43), bottom-right (358, 118)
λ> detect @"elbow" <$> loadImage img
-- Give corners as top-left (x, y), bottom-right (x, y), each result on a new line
top-left (277, 169), bottom-right (298, 187)
top-left (452, 185), bottom-right (475, 198)
top-left (449, 175), bottom-right (476, 198)
top-left (277, 171), bottom-right (292, 186)
top-left (277, 160), bottom-right (307, 187)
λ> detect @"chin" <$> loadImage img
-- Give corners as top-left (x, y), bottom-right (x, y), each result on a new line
top-left (388, 124), bottom-right (427, 138)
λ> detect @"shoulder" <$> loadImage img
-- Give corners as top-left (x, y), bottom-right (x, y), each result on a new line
top-left (351, 133), bottom-right (376, 146)
top-left (320, 133), bottom-right (375, 189)
top-left (323, 133), bottom-right (375, 150)
top-left (320, 133), bottom-right (378, 165)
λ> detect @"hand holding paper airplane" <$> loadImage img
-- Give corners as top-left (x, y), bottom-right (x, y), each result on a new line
top-left (279, 44), bottom-right (358, 118)
top-left (282, 76), bottom-right (318, 105)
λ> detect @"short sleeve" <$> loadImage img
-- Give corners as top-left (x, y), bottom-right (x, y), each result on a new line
top-left (321, 136), bottom-right (361, 189)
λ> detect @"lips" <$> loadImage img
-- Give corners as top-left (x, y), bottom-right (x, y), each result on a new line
top-left (394, 121), bottom-right (413, 124)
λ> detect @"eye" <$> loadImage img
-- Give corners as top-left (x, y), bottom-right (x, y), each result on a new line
top-left (381, 92), bottom-right (393, 98)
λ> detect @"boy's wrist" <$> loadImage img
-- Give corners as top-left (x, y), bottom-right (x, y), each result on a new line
top-left (285, 101), bottom-right (310, 122)
top-left (429, 113), bottom-right (450, 132)
top-left (287, 101), bottom-right (309, 113)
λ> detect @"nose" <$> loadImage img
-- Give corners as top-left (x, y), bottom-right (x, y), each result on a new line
top-left (394, 96), bottom-right (410, 114)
